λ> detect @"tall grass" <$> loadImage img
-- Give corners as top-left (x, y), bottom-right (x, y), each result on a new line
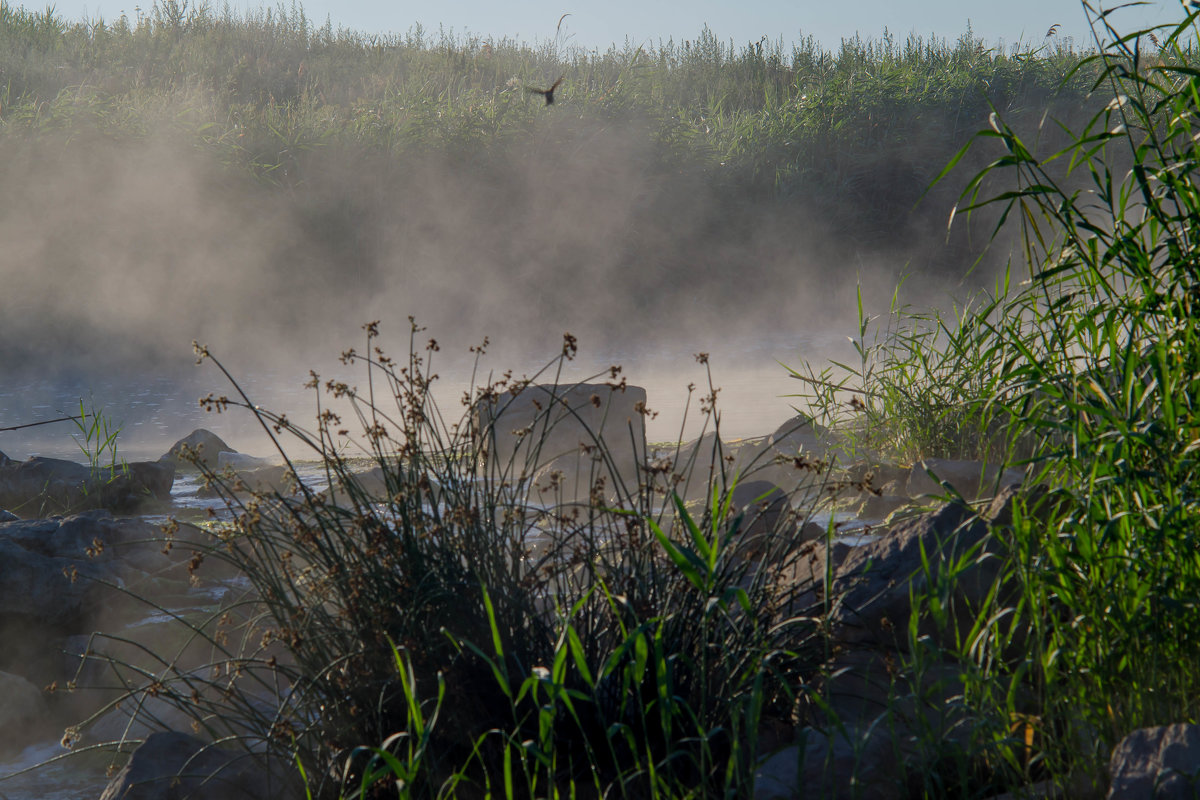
top-left (790, 2), bottom-right (1200, 794)
top-left (0, 1), bottom-right (1104, 218)
top-left (64, 322), bottom-right (836, 797)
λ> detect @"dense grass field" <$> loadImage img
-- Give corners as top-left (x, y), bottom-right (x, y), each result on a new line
top-left (0, 1), bottom-right (1114, 377)
top-left (0, 2), bottom-right (1096, 196)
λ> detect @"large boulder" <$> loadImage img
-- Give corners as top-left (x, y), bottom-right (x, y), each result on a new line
top-left (0, 527), bottom-right (106, 631)
top-left (159, 429), bottom-right (237, 472)
top-left (820, 486), bottom-right (1050, 653)
top-left (0, 511), bottom-right (191, 682)
top-left (1109, 724), bottom-right (1200, 799)
top-left (2, 509), bottom-right (172, 576)
top-left (0, 457), bottom-right (174, 517)
top-left (905, 458), bottom-right (1023, 501)
top-left (729, 480), bottom-right (813, 557)
top-left (755, 725), bottom-right (903, 800)
top-left (474, 382), bottom-right (647, 487)
top-left (99, 731), bottom-right (302, 800)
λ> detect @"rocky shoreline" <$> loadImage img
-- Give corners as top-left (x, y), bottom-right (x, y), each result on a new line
top-left (0, 393), bottom-right (1192, 798)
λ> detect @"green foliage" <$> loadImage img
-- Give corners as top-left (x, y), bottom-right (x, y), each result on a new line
top-left (71, 395), bottom-right (126, 478)
top-left (0, 0), bottom-right (1101, 204)
top-left (792, 3), bottom-right (1200, 794)
top-left (72, 324), bottom-right (830, 798)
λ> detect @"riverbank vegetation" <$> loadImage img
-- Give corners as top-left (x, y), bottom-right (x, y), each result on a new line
top-left (1, 0), bottom-right (1100, 258)
top-left (12, 1), bottom-right (1200, 797)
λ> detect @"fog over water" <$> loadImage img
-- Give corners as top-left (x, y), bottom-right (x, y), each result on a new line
top-left (0, 117), bottom-right (990, 462)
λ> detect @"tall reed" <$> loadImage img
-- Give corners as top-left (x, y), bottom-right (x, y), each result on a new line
top-left (65, 321), bottom-right (832, 797)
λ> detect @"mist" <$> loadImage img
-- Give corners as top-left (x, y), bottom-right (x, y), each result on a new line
top-left (0, 109), bottom-right (1005, 458)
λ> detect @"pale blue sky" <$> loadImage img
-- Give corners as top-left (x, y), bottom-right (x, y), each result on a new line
top-left (76, 0), bottom-right (1193, 51)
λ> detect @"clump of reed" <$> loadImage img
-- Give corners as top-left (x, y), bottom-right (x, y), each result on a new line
top-left (789, 2), bottom-right (1200, 794)
top-left (63, 320), bottom-right (837, 798)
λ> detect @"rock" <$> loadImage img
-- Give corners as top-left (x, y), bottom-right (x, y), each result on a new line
top-left (196, 464), bottom-right (293, 499)
top-left (828, 498), bottom-right (1002, 651)
top-left (474, 382), bottom-right (648, 490)
top-left (0, 457), bottom-right (174, 517)
top-left (755, 725), bottom-right (903, 800)
top-left (84, 697), bottom-right (197, 746)
top-left (1108, 724), bottom-right (1200, 799)
top-left (855, 493), bottom-right (910, 522)
top-left (798, 520), bottom-right (827, 543)
top-left (804, 484), bottom-right (1051, 655)
top-left (0, 511), bottom-right (191, 681)
top-left (0, 531), bottom-right (104, 631)
top-left (159, 429), bottom-right (237, 472)
top-left (99, 731), bottom-right (302, 800)
top-left (905, 458), bottom-right (1023, 501)
top-left (846, 462), bottom-right (911, 492)
top-left (0, 671), bottom-right (49, 742)
top-left (125, 461), bottom-right (176, 501)
top-left (216, 451), bottom-right (276, 471)
top-left (0, 509), bottom-right (17, 522)
top-left (767, 414), bottom-right (828, 456)
top-left (672, 431), bottom-right (729, 491)
top-left (730, 480), bottom-right (791, 556)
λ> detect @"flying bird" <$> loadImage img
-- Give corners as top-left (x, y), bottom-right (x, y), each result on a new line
top-left (1045, 23), bottom-right (1060, 38)
top-left (528, 75), bottom-right (565, 105)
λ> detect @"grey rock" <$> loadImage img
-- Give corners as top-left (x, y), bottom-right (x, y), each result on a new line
top-left (767, 414), bottom-right (828, 455)
top-left (196, 464), bottom-right (293, 499)
top-left (216, 451), bottom-right (276, 471)
top-left (474, 382), bottom-right (647, 491)
top-left (730, 480), bottom-right (792, 556)
top-left (99, 731), bottom-right (302, 800)
top-left (0, 532), bottom-right (104, 630)
top-left (905, 458), bottom-right (1023, 501)
top-left (828, 491), bottom-right (1019, 652)
top-left (0, 457), bottom-right (174, 517)
top-left (1109, 724), bottom-right (1200, 799)
top-left (159, 429), bottom-right (237, 472)
top-left (0, 670), bottom-right (49, 741)
top-left (755, 725), bottom-right (903, 800)
top-left (855, 493), bottom-right (910, 522)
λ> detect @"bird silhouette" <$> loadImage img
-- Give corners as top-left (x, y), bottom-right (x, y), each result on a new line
top-left (528, 75), bottom-right (565, 105)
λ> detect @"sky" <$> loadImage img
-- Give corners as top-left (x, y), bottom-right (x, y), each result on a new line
top-left (77, 0), bottom-right (1194, 52)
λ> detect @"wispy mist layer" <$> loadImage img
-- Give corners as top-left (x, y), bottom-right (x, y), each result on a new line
top-left (0, 116), bottom-right (997, 385)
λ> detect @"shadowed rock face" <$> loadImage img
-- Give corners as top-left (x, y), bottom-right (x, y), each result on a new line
top-left (0, 457), bottom-right (174, 518)
top-left (1108, 724), bottom-right (1200, 800)
top-left (474, 382), bottom-right (648, 484)
top-left (99, 731), bottom-right (303, 800)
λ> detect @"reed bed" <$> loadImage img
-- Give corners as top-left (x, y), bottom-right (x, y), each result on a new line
top-left (786, 3), bottom-right (1200, 794)
top-left (0, 1), bottom-right (1107, 232)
